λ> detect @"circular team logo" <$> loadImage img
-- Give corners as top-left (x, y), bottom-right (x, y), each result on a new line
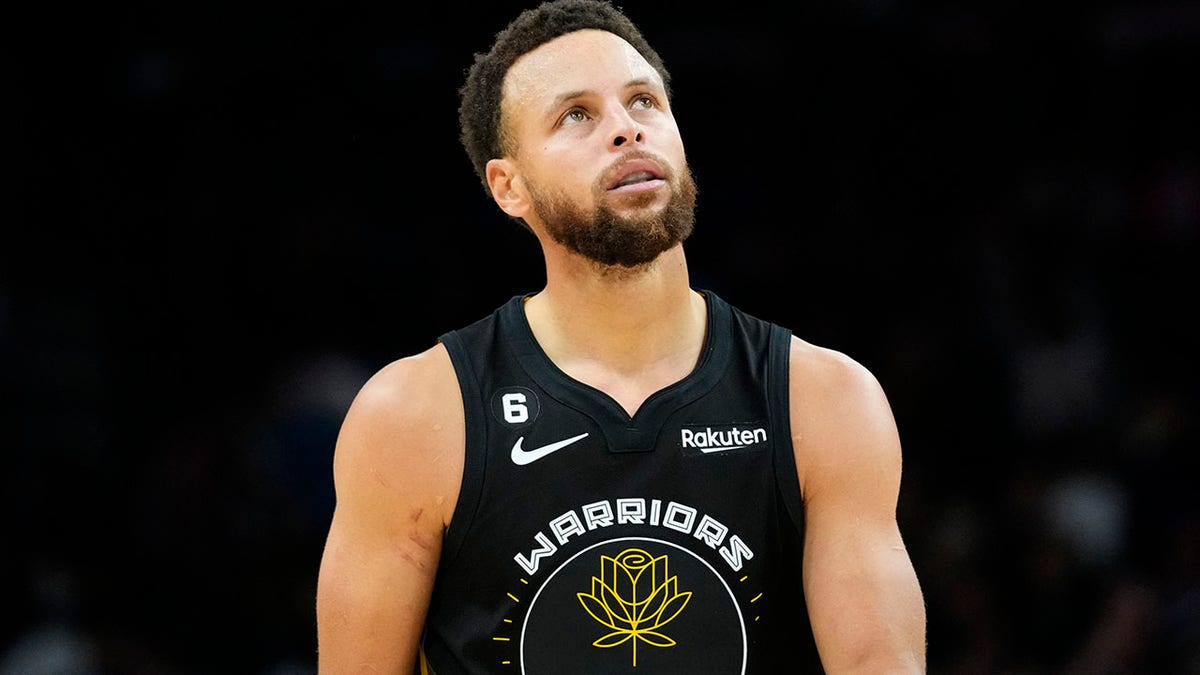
top-left (492, 386), bottom-right (540, 427)
top-left (520, 537), bottom-right (746, 674)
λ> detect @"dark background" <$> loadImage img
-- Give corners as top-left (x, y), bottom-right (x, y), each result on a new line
top-left (8, 1), bottom-right (1200, 673)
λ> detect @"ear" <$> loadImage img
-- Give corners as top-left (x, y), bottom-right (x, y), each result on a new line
top-left (486, 158), bottom-right (529, 219)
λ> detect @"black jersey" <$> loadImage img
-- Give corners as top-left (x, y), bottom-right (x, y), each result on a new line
top-left (421, 290), bottom-right (823, 674)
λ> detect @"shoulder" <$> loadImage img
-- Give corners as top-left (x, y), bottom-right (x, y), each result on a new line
top-left (786, 336), bottom-right (888, 407)
top-left (342, 342), bottom-right (461, 430)
top-left (332, 342), bottom-right (464, 528)
top-left (786, 336), bottom-right (903, 501)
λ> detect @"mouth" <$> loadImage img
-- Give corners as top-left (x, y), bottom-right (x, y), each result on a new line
top-left (613, 170), bottom-right (659, 188)
top-left (606, 157), bottom-right (667, 193)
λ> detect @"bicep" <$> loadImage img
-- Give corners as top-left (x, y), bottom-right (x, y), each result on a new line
top-left (802, 500), bottom-right (925, 673)
top-left (316, 502), bottom-right (441, 674)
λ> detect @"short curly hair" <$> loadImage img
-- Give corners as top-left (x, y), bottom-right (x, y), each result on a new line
top-left (457, 0), bottom-right (672, 198)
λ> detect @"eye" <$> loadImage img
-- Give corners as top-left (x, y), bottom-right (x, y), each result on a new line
top-left (561, 107), bottom-right (590, 126)
top-left (632, 95), bottom-right (656, 110)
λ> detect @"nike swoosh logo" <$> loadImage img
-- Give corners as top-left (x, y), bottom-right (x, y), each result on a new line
top-left (510, 432), bottom-right (590, 466)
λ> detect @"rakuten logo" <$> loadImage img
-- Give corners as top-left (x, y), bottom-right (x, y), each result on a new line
top-left (680, 425), bottom-right (768, 454)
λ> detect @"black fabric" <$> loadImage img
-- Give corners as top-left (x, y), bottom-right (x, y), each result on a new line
top-left (423, 290), bottom-right (820, 674)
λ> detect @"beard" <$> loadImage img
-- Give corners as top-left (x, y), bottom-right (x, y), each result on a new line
top-left (526, 160), bottom-right (698, 268)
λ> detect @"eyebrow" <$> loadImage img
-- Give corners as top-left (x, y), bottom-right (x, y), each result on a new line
top-left (545, 77), bottom-right (659, 115)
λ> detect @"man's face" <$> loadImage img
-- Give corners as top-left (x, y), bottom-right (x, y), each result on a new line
top-left (499, 29), bottom-right (696, 268)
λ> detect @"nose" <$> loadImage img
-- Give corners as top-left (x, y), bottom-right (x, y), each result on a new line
top-left (612, 129), bottom-right (643, 148)
top-left (607, 106), bottom-right (644, 149)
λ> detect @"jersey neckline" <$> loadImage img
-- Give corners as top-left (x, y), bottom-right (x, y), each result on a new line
top-left (500, 288), bottom-right (732, 452)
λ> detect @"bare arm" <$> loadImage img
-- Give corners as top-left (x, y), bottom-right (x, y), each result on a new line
top-left (316, 345), bottom-right (464, 674)
top-left (790, 338), bottom-right (926, 673)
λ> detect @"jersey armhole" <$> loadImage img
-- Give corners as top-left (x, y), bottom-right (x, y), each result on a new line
top-left (435, 330), bottom-right (488, 568)
top-left (769, 326), bottom-right (805, 532)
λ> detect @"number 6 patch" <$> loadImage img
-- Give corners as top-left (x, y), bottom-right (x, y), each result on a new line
top-left (491, 386), bottom-right (541, 427)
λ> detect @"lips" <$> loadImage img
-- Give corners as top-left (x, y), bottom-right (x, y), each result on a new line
top-left (614, 171), bottom-right (656, 188)
top-left (606, 158), bottom-right (665, 191)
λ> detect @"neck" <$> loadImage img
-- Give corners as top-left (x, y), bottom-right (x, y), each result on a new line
top-left (524, 246), bottom-right (708, 414)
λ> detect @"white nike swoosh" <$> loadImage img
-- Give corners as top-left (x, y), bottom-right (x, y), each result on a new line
top-left (510, 432), bottom-right (590, 465)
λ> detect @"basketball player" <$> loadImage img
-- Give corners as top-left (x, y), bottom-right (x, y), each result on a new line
top-left (316, 1), bottom-right (927, 672)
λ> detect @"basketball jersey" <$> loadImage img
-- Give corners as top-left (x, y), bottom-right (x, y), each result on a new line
top-left (420, 289), bottom-right (823, 674)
